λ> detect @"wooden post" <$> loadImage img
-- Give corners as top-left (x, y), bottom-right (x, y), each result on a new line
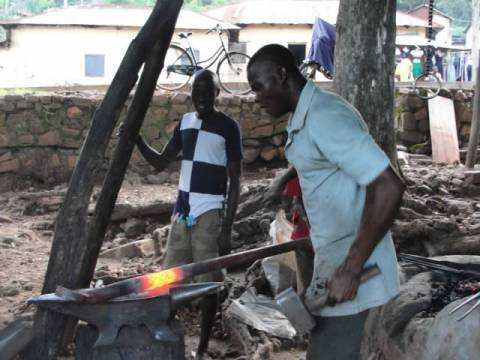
top-left (23, 1), bottom-right (184, 359)
top-left (333, 0), bottom-right (397, 165)
top-left (472, 0), bottom-right (479, 81)
top-left (466, 50), bottom-right (480, 169)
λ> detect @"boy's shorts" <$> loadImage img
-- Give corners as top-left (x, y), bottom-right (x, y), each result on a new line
top-left (163, 208), bottom-right (224, 283)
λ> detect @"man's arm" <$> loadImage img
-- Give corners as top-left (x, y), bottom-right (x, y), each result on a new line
top-left (328, 166), bottom-right (405, 303)
top-left (217, 161), bottom-right (241, 256)
top-left (136, 135), bottom-right (179, 172)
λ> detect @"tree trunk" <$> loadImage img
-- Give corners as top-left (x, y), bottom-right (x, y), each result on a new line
top-left (23, 1), bottom-right (184, 359)
top-left (333, 0), bottom-right (398, 165)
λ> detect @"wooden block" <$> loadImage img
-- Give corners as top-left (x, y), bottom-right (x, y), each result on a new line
top-left (428, 96), bottom-right (460, 164)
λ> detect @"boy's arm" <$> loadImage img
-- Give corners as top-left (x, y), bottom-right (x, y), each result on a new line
top-left (136, 135), bottom-right (179, 172)
top-left (217, 160), bottom-right (241, 256)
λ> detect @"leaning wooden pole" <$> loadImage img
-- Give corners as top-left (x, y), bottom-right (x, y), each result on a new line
top-left (466, 50), bottom-right (480, 169)
top-left (23, 1), bottom-right (184, 359)
top-left (81, 18), bottom-right (180, 290)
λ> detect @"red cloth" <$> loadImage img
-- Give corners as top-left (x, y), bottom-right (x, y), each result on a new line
top-left (284, 176), bottom-right (310, 240)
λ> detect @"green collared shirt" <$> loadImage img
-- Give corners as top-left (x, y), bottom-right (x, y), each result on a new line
top-left (285, 81), bottom-right (400, 316)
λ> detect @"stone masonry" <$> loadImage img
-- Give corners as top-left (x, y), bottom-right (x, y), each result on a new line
top-left (0, 89), bottom-right (474, 192)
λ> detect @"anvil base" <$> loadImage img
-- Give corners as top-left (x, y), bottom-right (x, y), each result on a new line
top-left (75, 319), bottom-right (185, 360)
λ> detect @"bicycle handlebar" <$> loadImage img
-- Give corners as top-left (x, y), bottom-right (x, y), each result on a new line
top-left (206, 24), bottom-right (222, 35)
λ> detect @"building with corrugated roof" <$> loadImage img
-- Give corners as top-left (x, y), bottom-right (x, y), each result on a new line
top-left (0, 5), bottom-right (238, 88)
top-left (205, 1), bottom-right (443, 65)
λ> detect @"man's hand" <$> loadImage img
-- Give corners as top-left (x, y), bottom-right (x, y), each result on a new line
top-left (217, 224), bottom-right (232, 256)
top-left (327, 261), bottom-right (362, 305)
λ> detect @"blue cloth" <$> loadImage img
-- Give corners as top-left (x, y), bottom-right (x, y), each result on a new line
top-left (170, 111), bottom-right (242, 221)
top-left (307, 17), bottom-right (336, 74)
top-left (285, 81), bottom-right (400, 316)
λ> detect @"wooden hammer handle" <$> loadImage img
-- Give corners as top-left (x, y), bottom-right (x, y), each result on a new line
top-left (306, 265), bottom-right (381, 311)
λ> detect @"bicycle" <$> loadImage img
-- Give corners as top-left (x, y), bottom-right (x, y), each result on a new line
top-left (157, 24), bottom-right (251, 95)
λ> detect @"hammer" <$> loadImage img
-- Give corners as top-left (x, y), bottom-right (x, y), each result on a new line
top-left (275, 265), bottom-right (380, 335)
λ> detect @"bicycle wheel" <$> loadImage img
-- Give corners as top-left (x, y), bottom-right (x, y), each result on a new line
top-left (157, 44), bottom-right (194, 91)
top-left (217, 52), bottom-right (251, 95)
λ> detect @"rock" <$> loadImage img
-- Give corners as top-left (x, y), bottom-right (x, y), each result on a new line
top-left (242, 138), bottom-right (261, 147)
top-left (0, 158), bottom-right (19, 173)
top-left (1, 236), bottom-right (16, 245)
top-left (67, 106), bottom-right (83, 119)
top-left (414, 107), bottom-right (428, 122)
top-left (124, 218), bottom-right (146, 237)
top-left (145, 173), bottom-right (169, 184)
top-left (269, 133), bottom-right (286, 147)
top-left (252, 125), bottom-right (273, 138)
top-left (0, 285), bottom-right (20, 297)
top-left (38, 131), bottom-right (59, 146)
top-left (406, 95), bottom-right (425, 111)
top-left (454, 90), bottom-right (466, 102)
top-left (240, 117), bottom-right (257, 130)
top-left (469, 223), bottom-right (480, 235)
top-left (17, 134), bottom-right (34, 144)
top-left (0, 214), bottom-right (13, 223)
top-left (100, 238), bottom-right (161, 260)
top-left (422, 299), bottom-right (480, 360)
top-left (243, 147), bottom-right (261, 164)
top-left (260, 146), bottom-right (278, 162)
top-left (402, 112), bottom-right (416, 130)
top-left (0, 134), bottom-right (9, 147)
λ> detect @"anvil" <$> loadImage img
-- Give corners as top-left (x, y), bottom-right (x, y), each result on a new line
top-left (29, 282), bottom-right (223, 347)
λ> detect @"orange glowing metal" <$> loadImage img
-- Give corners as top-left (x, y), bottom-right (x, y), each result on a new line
top-left (139, 268), bottom-right (185, 293)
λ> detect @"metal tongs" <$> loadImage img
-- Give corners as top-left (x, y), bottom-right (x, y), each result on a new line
top-left (449, 292), bottom-right (480, 321)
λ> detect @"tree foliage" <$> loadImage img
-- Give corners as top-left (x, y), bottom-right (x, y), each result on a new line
top-left (398, 0), bottom-right (472, 27)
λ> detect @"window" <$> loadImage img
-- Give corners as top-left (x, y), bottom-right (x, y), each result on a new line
top-left (288, 44), bottom-right (306, 66)
top-left (85, 54), bottom-right (105, 77)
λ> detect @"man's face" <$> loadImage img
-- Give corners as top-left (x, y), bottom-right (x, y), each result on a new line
top-left (191, 76), bottom-right (219, 117)
top-left (247, 61), bottom-right (290, 118)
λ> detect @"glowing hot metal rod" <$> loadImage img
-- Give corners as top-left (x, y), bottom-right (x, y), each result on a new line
top-left (56, 238), bottom-right (310, 303)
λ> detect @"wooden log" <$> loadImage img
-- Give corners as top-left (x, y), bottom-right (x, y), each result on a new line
top-left (81, 18), bottom-right (181, 292)
top-left (23, 1), bottom-right (184, 359)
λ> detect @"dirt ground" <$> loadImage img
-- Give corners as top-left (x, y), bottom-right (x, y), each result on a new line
top-left (1, 158), bottom-right (480, 359)
top-left (0, 169), bottom-right (306, 359)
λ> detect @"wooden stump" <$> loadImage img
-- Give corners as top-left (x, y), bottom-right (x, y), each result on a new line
top-left (74, 320), bottom-right (185, 360)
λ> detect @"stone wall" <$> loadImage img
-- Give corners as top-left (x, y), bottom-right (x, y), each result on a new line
top-left (0, 89), bottom-right (474, 192)
top-left (396, 90), bottom-right (474, 150)
top-left (0, 91), bottom-right (287, 192)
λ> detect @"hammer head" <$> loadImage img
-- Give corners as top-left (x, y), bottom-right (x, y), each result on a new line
top-left (275, 287), bottom-right (316, 336)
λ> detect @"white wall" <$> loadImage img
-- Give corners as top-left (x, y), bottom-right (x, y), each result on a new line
top-left (0, 26), bottom-right (224, 88)
top-left (433, 14), bottom-right (452, 46)
top-left (239, 24), bottom-right (313, 57)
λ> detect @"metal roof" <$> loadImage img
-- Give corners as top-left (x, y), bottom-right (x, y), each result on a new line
top-left (205, 1), bottom-right (443, 28)
top-left (0, 5), bottom-right (239, 30)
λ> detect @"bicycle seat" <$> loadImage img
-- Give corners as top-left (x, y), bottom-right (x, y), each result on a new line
top-left (178, 32), bottom-right (192, 39)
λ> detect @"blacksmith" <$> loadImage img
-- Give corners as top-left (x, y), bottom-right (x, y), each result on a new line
top-left (247, 44), bottom-right (405, 359)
